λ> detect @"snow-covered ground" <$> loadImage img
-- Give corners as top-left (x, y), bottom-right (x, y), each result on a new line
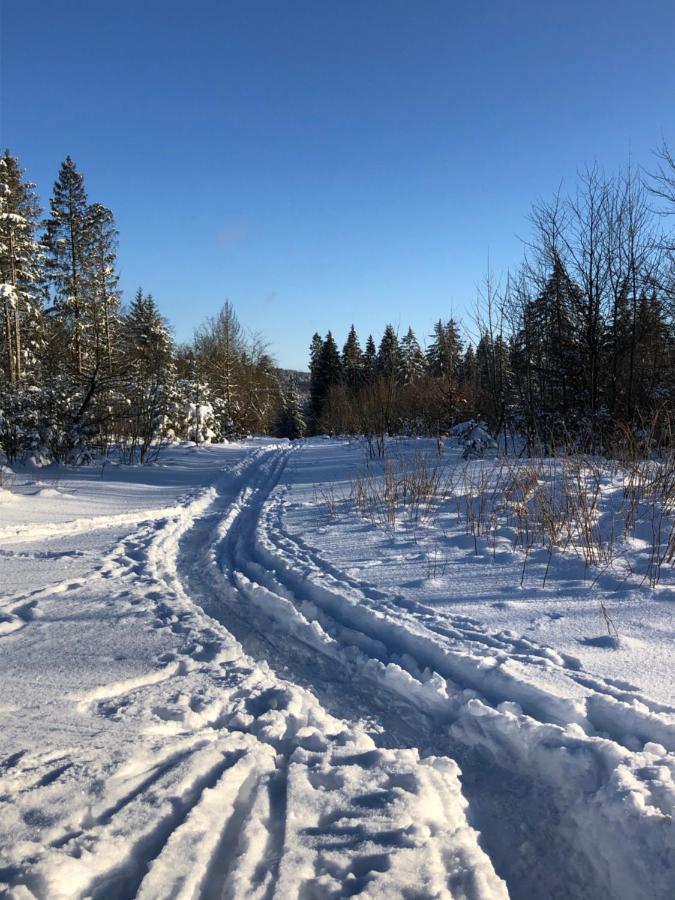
top-left (0, 439), bottom-right (673, 899)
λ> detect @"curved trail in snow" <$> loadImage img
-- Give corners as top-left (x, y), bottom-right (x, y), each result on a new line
top-left (10, 445), bottom-right (504, 900)
top-left (3, 442), bottom-right (672, 900)
top-left (171, 444), bottom-right (674, 900)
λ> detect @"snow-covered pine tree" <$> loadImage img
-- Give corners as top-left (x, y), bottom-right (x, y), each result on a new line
top-left (0, 152), bottom-right (45, 461)
top-left (43, 157), bottom-right (92, 377)
top-left (399, 326), bottom-right (426, 384)
top-left (121, 289), bottom-right (176, 462)
top-left (194, 301), bottom-right (245, 436)
top-left (426, 319), bottom-right (463, 383)
top-left (276, 383), bottom-right (306, 439)
top-left (85, 202), bottom-right (122, 376)
top-left (0, 151), bottom-right (43, 385)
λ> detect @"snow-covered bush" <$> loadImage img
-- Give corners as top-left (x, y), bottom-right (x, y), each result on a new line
top-left (184, 402), bottom-right (216, 444)
top-left (449, 420), bottom-right (498, 459)
top-left (0, 462), bottom-right (15, 489)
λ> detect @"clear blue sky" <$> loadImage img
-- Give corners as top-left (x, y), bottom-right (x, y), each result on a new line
top-left (2, 1), bottom-right (674, 369)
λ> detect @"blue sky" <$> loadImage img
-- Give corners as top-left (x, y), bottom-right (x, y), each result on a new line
top-left (2, 1), bottom-right (674, 369)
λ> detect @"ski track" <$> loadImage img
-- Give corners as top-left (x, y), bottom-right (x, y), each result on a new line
top-left (1, 442), bottom-right (673, 899)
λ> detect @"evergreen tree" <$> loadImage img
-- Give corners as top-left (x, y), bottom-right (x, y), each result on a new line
top-left (85, 202), bottom-right (121, 375)
top-left (319, 331), bottom-right (342, 385)
top-left (0, 153), bottom-right (46, 462)
top-left (0, 151), bottom-right (43, 386)
top-left (426, 320), bottom-right (446, 378)
top-left (399, 326), bottom-right (426, 384)
top-left (511, 259), bottom-right (583, 446)
top-left (342, 324), bottom-right (363, 394)
top-left (461, 344), bottom-right (478, 389)
top-left (362, 335), bottom-right (377, 384)
top-left (43, 157), bottom-right (92, 375)
top-left (309, 332), bottom-right (324, 378)
top-left (426, 319), bottom-right (463, 383)
top-left (308, 332), bottom-right (325, 429)
top-left (377, 324), bottom-right (401, 382)
top-left (121, 289), bottom-right (175, 462)
top-left (194, 301), bottom-right (244, 435)
top-left (309, 331), bottom-right (342, 430)
top-left (276, 384), bottom-right (306, 439)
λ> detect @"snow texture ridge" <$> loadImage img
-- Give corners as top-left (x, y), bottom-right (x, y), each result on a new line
top-left (0, 438), bottom-right (673, 898)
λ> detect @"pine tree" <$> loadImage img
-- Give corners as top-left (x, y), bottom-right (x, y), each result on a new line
top-left (121, 289), bottom-right (175, 462)
top-left (426, 319), bottom-right (463, 383)
top-left (309, 331), bottom-right (342, 431)
top-left (319, 331), bottom-right (342, 385)
top-left (399, 326), bottom-right (426, 384)
top-left (0, 151), bottom-right (43, 385)
top-left (426, 320), bottom-right (446, 378)
top-left (362, 335), bottom-right (377, 384)
top-left (85, 202), bottom-right (121, 375)
top-left (342, 324), bottom-right (363, 395)
top-left (276, 384), bottom-right (306, 439)
top-left (309, 333), bottom-right (323, 378)
top-left (0, 152), bottom-right (45, 462)
top-left (194, 301), bottom-right (245, 435)
top-left (461, 344), bottom-right (478, 389)
top-left (377, 324), bottom-right (401, 382)
top-left (513, 259), bottom-right (582, 446)
top-left (43, 157), bottom-right (92, 375)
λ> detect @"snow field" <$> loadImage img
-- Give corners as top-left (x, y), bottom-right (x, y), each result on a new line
top-left (0, 442), bottom-right (507, 899)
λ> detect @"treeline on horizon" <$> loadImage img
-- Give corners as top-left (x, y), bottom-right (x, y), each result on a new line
top-left (2, 146), bottom-right (675, 467)
top-left (308, 152), bottom-right (675, 454)
top-left (0, 152), bottom-right (305, 464)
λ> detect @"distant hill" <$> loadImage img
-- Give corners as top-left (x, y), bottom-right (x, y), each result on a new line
top-left (276, 368), bottom-right (311, 403)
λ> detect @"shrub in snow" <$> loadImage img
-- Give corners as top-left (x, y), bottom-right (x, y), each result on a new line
top-left (26, 447), bottom-right (52, 468)
top-left (0, 463), bottom-right (15, 489)
top-left (184, 402), bottom-right (216, 444)
top-left (449, 420), bottom-right (498, 459)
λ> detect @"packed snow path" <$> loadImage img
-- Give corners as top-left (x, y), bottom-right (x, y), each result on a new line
top-left (0, 440), bottom-right (673, 899)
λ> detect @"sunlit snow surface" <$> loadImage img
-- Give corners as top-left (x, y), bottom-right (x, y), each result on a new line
top-left (0, 438), bottom-right (673, 899)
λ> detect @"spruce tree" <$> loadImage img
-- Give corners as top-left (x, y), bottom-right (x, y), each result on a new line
top-left (400, 326), bottom-right (426, 383)
top-left (426, 319), bottom-right (463, 383)
top-left (194, 301), bottom-right (245, 435)
top-left (362, 335), bottom-right (377, 384)
top-left (309, 332), bottom-right (324, 377)
top-left (0, 152), bottom-right (45, 461)
top-left (122, 289), bottom-right (175, 462)
top-left (86, 203), bottom-right (121, 375)
top-left (308, 332), bottom-right (325, 429)
top-left (377, 324), bottom-right (401, 382)
top-left (309, 331), bottom-right (342, 431)
top-left (276, 384), bottom-right (306, 439)
top-left (342, 324), bottom-right (363, 395)
top-left (426, 320), bottom-right (446, 378)
top-left (43, 157), bottom-right (92, 375)
top-left (0, 151), bottom-right (43, 384)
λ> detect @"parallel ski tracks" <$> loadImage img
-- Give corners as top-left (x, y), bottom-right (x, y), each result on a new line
top-left (173, 445), bottom-right (610, 900)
